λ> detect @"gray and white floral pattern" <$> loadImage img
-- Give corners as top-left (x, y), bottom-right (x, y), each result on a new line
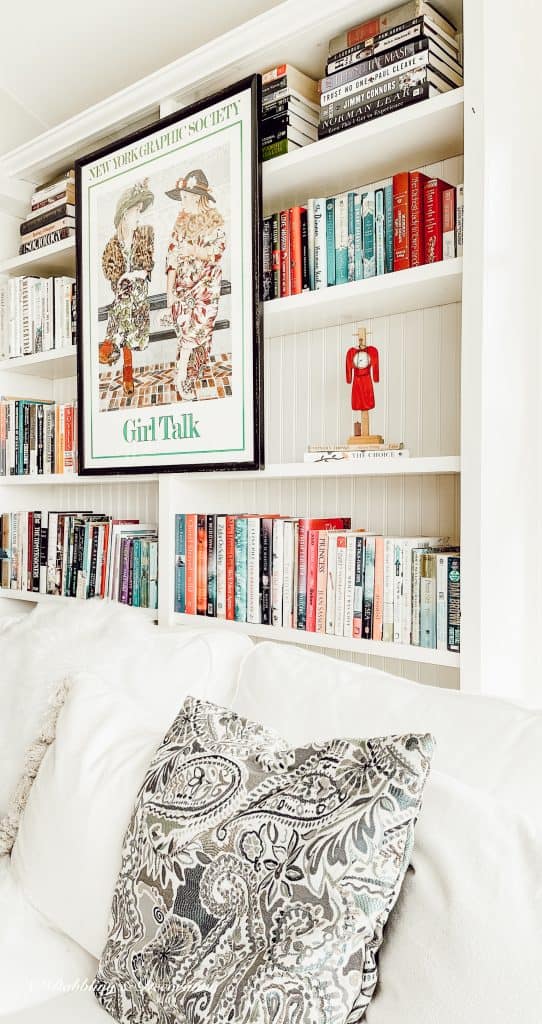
top-left (94, 698), bottom-right (433, 1023)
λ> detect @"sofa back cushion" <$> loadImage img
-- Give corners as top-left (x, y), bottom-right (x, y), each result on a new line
top-left (232, 642), bottom-right (542, 831)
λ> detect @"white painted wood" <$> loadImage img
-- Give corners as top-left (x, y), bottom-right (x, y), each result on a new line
top-left (263, 90), bottom-right (464, 214)
top-left (0, 349), bottom-right (77, 380)
top-left (161, 459), bottom-right (460, 482)
top-left (264, 261), bottom-right (463, 336)
top-left (0, 589), bottom-right (156, 619)
top-left (0, 238), bottom-right (76, 277)
top-left (171, 612), bottom-right (459, 667)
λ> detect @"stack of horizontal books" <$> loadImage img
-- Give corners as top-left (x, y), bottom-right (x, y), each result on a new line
top-left (19, 169), bottom-right (75, 256)
top-left (319, 0), bottom-right (463, 139)
top-left (261, 64), bottom-right (319, 161)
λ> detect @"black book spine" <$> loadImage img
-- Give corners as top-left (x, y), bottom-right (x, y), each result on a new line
top-left (70, 523), bottom-right (83, 597)
top-left (88, 527), bottom-right (99, 599)
top-left (318, 82), bottom-right (431, 138)
top-left (39, 516), bottom-right (49, 593)
top-left (37, 404), bottom-right (44, 475)
top-left (262, 217), bottom-right (274, 302)
top-left (321, 38), bottom-right (429, 94)
top-left (127, 538), bottom-right (134, 606)
top-left (20, 203), bottom-right (73, 236)
top-left (271, 213), bottom-right (280, 299)
top-left (447, 556), bottom-right (461, 652)
top-left (207, 514), bottom-right (217, 616)
top-left (32, 511), bottom-right (41, 592)
top-left (13, 402), bottom-right (19, 475)
top-left (260, 519), bottom-right (273, 625)
top-left (327, 16), bottom-right (428, 72)
top-left (300, 209), bottom-right (309, 290)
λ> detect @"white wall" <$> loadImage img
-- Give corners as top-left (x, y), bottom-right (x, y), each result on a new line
top-left (478, 0), bottom-right (542, 706)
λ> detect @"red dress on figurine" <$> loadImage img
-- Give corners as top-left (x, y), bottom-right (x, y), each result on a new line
top-left (346, 345), bottom-right (380, 411)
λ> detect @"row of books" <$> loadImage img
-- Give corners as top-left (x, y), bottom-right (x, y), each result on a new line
top-left (260, 65), bottom-right (319, 162)
top-left (0, 511), bottom-right (158, 608)
top-left (318, 1), bottom-right (463, 139)
top-left (174, 514), bottom-right (460, 651)
top-left (0, 399), bottom-right (77, 477)
top-left (19, 169), bottom-right (75, 256)
top-left (0, 276), bottom-right (76, 360)
top-left (263, 174), bottom-right (463, 299)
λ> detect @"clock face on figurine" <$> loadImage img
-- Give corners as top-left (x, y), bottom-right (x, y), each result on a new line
top-left (353, 350), bottom-right (370, 370)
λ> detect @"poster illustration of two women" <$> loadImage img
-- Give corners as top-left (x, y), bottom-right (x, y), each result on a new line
top-left (76, 78), bottom-right (262, 474)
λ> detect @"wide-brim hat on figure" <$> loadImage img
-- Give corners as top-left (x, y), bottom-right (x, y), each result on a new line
top-left (114, 178), bottom-right (154, 228)
top-left (165, 169), bottom-right (216, 203)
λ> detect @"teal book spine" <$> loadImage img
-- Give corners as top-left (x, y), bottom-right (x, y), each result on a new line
top-left (362, 191), bottom-right (375, 279)
top-left (420, 553), bottom-right (437, 648)
top-left (132, 538), bottom-right (141, 608)
top-left (347, 192), bottom-right (356, 282)
top-left (375, 188), bottom-right (385, 276)
top-left (149, 540), bottom-right (158, 610)
top-left (354, 192), bottom-right (364, 280)
top-left (384, 183), bottom-right (394, 273)
top-left (234, 517), bottom-right (248, 623)
top-left (335, 193), bottom-right (348, 285)
top-left (326, 198), bottom-right (336, 286)
top-left (174, 514), bottom-right (186, 613)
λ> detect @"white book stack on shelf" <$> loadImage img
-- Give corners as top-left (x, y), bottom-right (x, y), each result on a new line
top-left (0, 0), bottom-right (481, 693)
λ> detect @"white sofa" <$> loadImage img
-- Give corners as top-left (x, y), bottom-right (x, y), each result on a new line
top-left (1, 603), bottom-right (541, 1023)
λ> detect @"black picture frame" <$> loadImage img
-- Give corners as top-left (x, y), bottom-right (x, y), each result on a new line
top-left (75, 74), bottom-right (263, 475)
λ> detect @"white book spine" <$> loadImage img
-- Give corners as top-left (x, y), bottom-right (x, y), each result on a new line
top-left (246, 518), bottom-right (260, 624)
top-left (436, 553), bottom-right (449, 650)
top-left (343, 534), bottom-right (357, 637)
top-left (216, 516), bottom-right (227, 618)
top-left (313, 198), bottom-right (327, 289)
top-left (456, 184), bottom-right (464, 257)
top-left (400, 540), bottom-right (414, 645)
top-left (335, 192), bottom-right (348, 276)
top-left (334, 535), bottom-right (347, 636)
top-left (392, 541), bottom-right (403, 643)
top-left (0, 278), bottom-right (8, 359)
top-left (375, 188), bottom-right (385, 276)
top-left (325, 534), bottom-right (338, 634)
top-left (271, 520), bottom-right (284, 627)
top-left (21, 511), bottom-right (28, 592)
top-left (282, 521), bottom-right (295, 628)
top-left (411, 549), bottom-right (424, 645)
top-left (383, 537), bottom-right (397, 643)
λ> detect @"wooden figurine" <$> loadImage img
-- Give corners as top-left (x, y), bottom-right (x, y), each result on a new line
top-left (345, 327), bottom-right (384, 445)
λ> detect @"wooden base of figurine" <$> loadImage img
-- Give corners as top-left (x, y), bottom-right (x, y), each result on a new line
top-left (347, 434), bottom-right (384, 446)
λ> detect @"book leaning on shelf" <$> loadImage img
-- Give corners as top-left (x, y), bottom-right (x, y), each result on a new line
top-left (0, 511), bottom-right (158, 609)
top-left (174, 513), bottom-right (460, 653)
top-left (263, 172), bottom-right (463, 300)
top-left (0, 398), bottom-right (77, 476)
top-left (0, 276), bottom-right (76, 360)
top-left (18, 169), bottom-right (75, 255)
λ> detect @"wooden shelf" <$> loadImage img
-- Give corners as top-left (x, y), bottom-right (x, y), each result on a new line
top-left (264, 259), bottom-right (463, 336)
top-left (263, 90), bottom-right (464, 213)
top-left (0, 588), bottom-right (157, 618)
top-left (172, 612), bottom-right (460, 668)
top-left (0, 238), bottom-right (76, 277)
top-left (0, 347), bottom-right (76, 379)
top-left (0, 473), bottom-right (158, 485)
top-left (168, 457), bottom-right (460, 482)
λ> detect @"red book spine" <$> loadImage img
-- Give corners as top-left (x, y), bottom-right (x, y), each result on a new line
top-left (393, 172), bottom-right (410, 271)
top-left (289, 206), bottom-right (305, 295)
top-left (185, 514), bottom-right (197, 615)
top-left (424, 178), bottom-right (450, 263)
top-left (346, 17), bottom-right (383, 48)
top-left (196, 514), bottom-right (207, 615)
top-left (279, 209), bottom-right (290, 297)
top-left (409, 172), bottom-right (429, 268)
top-left (305, 529), bottom-right (320, 632)
top-left (225, 515), bottom-right (236, 621)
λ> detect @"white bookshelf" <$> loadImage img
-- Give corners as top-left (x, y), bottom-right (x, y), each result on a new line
top-left (0, 0), bottom-right (470, 690)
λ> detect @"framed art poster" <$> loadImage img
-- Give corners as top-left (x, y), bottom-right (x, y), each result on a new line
top-left (76, 75), bottom-right (263, 474)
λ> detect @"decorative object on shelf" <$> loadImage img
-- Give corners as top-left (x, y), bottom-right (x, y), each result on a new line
top-left (76, 76), bottom-right (263, 475)
top-left (346, 327), bottom-right (384, 444)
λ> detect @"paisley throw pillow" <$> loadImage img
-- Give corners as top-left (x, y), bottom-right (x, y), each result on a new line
top-left (94, 697), bottom-right (433, 1023)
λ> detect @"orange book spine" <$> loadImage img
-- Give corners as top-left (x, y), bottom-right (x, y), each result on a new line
top-left (185, 514), bottom-right (197, 615)
top-left (225, 515), bottom-right (236, 620)
top-left (289, 206), bottom-right (304, 295)
top-left (64, 404), bottom-right (74, 473)
top-left (196, 514), bottom-right (207, 615)
top-left (372, 536), bottom-right (384, 640)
